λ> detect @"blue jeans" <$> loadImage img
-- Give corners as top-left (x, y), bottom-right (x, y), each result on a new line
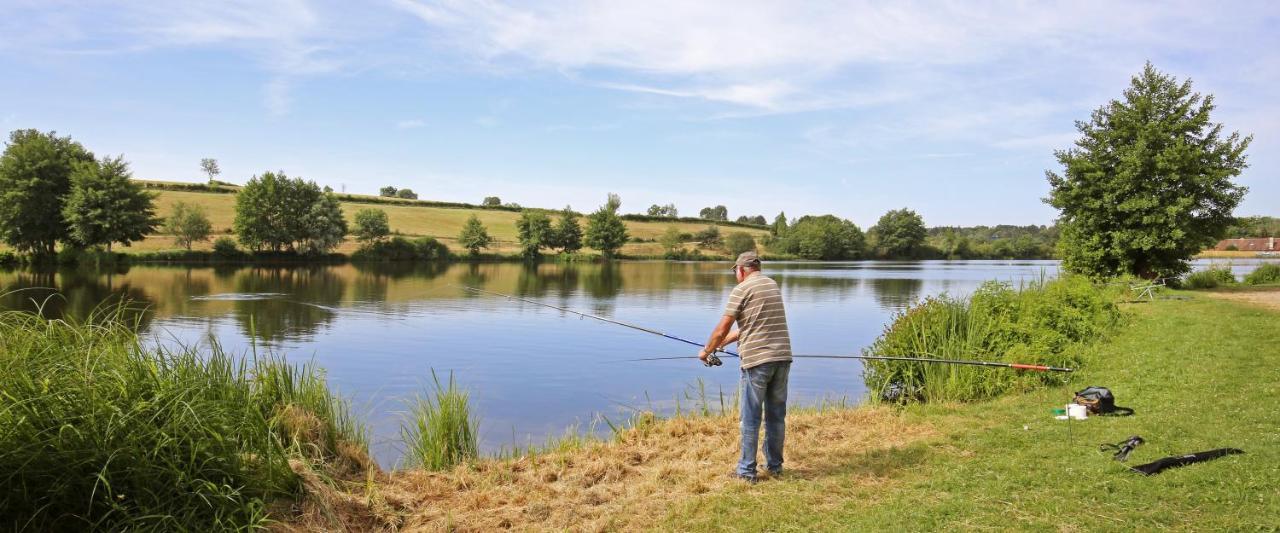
top-left (738, 361), bottom-right (790, 477)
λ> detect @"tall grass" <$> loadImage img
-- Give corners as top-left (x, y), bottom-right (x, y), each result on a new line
top-left (863, 276), bottom-right (1122, 404)
top-left (1243, 263), bottom-right (1280, 285)
top-left (1183, 265), bottom-right (1238, 289)
top-left (0, 303), bottom-right (368, 530)
top-left (401, 370), bottom-right (480, 470)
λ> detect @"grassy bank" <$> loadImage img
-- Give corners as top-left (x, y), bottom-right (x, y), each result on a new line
top-left (0, 306), bottom-right (374, 530)
top-left (295, 290), bottom-right (1276, 530)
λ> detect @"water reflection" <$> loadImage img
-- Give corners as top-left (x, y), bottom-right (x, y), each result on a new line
top-left (2, 258), bottom-right (1274, 466)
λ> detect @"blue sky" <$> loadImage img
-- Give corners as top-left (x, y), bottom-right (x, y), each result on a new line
top-left (2, 1), bottom-right (1276, 227)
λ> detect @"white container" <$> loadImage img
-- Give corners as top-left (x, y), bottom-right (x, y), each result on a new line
top-left (1067, 403), bottom-right (1088, 420)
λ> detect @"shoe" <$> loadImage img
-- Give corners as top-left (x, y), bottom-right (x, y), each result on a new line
top-left (729, 472), bottom-right (758, 484)
top-left (766, 468), bottom-right (783, 478)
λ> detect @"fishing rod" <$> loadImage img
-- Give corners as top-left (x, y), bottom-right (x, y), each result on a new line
top-left (620, 354), bottom-right (1073, 373)
top-left (461, 285), bottom-right (1072, 372)
top-left (458, 285), bottom-right (735, 354)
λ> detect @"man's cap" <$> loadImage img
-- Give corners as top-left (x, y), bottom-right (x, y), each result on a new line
top-left (734, 251), bottom-right (761, 268)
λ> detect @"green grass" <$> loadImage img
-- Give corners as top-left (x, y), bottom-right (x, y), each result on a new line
top-left (0, 303), bottom-right (368, 530)
top-left (662, 293), bottom-right (1280, 530)
top-left (1244, 263), bottom-right (1280, 285)
top-left (1183, 265), bottom-right (1239, 289)
top-left (401, 370), bottom-right (480, 471)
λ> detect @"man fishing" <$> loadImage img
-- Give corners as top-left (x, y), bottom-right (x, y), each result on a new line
top-left (699, 251), bottom-right (793, 482)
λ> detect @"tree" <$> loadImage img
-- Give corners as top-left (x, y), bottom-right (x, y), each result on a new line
top-left (647, 203), bottom-right (678, 217)
top-left (774, 215), bottom-right (865, 260)
top-left (200, 158), bottom-right (220, 184)
top-left (659, 225), bottom-right (683, 254)
top-left (482, 196), bottom-right (501, 207)
top-left (699, 205), bottom-right (728, 221)
top-left (396, 188), bottom-right (418, 200)
top-left (233, 171), bottom-right (326, 252)
top-left (870, 208), bottom-right (927, 258)
top-left (0, 129), bottom-right (94, 254)
top-left (551, 206), bottom-right (583, 253)
top-left (379, 186), bottom-right (398, 197)
top-left (353, 208), bottom-right (391, 243)
top-left (736, 215), bottom-right (767, 226)
top-left (458, 214), bottom-right (492, 255)
top-left (725, 231), bottom-right (757, 256)
top-left (647, 204), bottom-right (663, 216)
top-left (62, 156), bottom-right (159, 252)
top-left (165, 201), bottom-right (212, 250)
top-left (299, 190), bottom-right (347, 254)
top-left (1046, 63), bottom-right (1251, 278)
top-left (772, 212), bottom-right (788, 236)
top-left (695, 225), bottom-right (722, 248)
top-left (515, 210), bottom-right (554, 259)
top-left (585, 193), bottom-right (629, 258)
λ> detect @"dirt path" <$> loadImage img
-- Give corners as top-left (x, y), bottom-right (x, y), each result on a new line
top-left (1201, 288), bottom-right (1280, 312)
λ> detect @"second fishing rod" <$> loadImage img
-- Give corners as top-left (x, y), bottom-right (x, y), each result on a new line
top-left (461, 286), bottom-right (1073, 373)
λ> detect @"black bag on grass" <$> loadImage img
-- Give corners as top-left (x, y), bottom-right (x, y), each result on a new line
top-left (1073, 386), bottom-right (1134, 416)
top-left (1130, 448), bottom-right (1244, 476)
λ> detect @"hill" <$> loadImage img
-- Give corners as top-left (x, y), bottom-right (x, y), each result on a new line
top-left (137, 182), bottom-right (771, 257)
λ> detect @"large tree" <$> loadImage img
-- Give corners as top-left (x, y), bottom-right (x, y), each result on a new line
top-left (233, 171), bottom-right (336, 253)
top-left (0, 130), bottom-right (94, 254)
top-left (870, 208), bottom-right (927, 258)
top-left (774, 215), bottom-right (865, 260)
top-left (699, 205), bottom-right (728, 221)
top-left (352, 208), bottom-right (391, 243)
top-left (62, 156), bottom-right (159, 252)
top-left (1046, 63), bottom-right (1250, 279)
top-left (585, 193), bottom-right (628, 258)
top-left (515, 210), bottom-right (554, 259)
top-left (200, 158), bottom-right (220, 184)
top-left (300, 190), bottom-right (347, 254)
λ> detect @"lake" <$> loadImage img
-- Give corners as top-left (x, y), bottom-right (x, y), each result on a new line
top-left (0, 258), bottom-right (1271, 466)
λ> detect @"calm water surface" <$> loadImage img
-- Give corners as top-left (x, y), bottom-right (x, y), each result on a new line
top-left (1, 258), bottom-right (1272, 466)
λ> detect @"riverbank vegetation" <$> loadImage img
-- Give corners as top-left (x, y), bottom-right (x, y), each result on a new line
top-left (0, 305), bottom-right (371, 530)
top-left (863, 276), bottom-right (1123, 404)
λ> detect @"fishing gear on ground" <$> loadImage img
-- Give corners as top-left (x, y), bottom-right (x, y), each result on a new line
top-left (1099, 435), bottom-right (1145, 461)
top-left (1130, 448), bottom-right (1244, 476)
top-left (1073, 386), bottom-right (1135, 416)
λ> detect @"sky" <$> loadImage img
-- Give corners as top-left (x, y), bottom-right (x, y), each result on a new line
top-left (1, 1), bottom-right (1277, 228)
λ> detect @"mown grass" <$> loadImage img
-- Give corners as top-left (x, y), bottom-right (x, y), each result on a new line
top-left (0, 303), bottom-right (370, 530)
top-left (662, 292), bottom-right (1280, 530)
top-left (863, 275), bottom-right (1123, 403)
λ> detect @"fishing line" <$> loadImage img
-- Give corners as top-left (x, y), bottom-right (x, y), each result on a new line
top-left (461, 285), bottom-right (1072, 372)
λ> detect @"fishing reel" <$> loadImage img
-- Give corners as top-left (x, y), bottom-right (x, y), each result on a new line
top-left (703, 350), bottom-right (724, 367)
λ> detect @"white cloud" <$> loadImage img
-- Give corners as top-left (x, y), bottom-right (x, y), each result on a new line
top-left (396, 119), bottom-right (426, 129)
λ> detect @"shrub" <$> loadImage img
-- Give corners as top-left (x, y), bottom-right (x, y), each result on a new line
top-left (212, 236), bottom-right (240, 257)
top-left (0, 250), bottom-right (16, 266)
top-left (1182, 266), bottom-right (1236, 289)
top-left (0, 307), bottom-right (368, 530)
top-left (694, 225), bottom-right (722, 248)
top-left (401, 371), bottom-right (478, 471)
top-left (352, 208), bottom-right (391, 243)
top-left (725, 231), bottom-right (756, 256)
top-left (863, 276), bottom-right (1121, 404)
top-left (351, 236), bottom-right (449, 262)
top-left (1243, 263), bottom-right (1280, 285)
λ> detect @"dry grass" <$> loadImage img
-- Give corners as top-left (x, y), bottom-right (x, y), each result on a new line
top-left (1200, 286), bottom-right (1280, 311)
top-left (282, 406), bottom-right (934, 532)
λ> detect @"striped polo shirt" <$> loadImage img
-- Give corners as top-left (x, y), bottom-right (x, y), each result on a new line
top-left (723, 272), bottom-right (792, 369)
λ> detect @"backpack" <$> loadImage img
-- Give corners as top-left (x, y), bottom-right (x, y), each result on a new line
top-left (1073, 386), bottom-right (1134, 416)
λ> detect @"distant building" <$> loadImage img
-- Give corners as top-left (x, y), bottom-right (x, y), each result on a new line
top-left (1214, 237), bottom-right (1278, 251)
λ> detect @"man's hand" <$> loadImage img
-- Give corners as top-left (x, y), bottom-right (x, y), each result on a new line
top-left (699, 347), bottom-right (722, 367)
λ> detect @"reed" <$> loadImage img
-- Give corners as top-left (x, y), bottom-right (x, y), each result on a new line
top-left (0, 303), bottom-right (368, 530)
top-left (863, 275), bottom-right (1121, 404)
top-left (400, 370), bottom-right (480, 470)
top-left (1243, 263), bottom-right (1280, 285)
top-left (1184, 265), bottom-right (1238, 288)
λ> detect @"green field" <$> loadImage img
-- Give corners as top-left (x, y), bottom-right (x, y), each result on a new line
top-left (144, 187), bottom-right (770, 256)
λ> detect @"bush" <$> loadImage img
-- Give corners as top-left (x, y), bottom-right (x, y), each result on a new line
top-left (725, 231), bottom-right (756, 256)
top-left (1182, 266), bottom-right (1237, 289)
top-left (694, 225), bottom-right (722, 248)
top-left (864, 276), bottom-right (1121, 404)
top-left (1243, 263), bottom-right (1280, 285)
top-left (350, 236), bottom-right (450, 262)
top-left (0, 250), bottom-right (17, 266)
top-left (212, 236), bottom-right (241, 257)
top-left (0, 308), bottom-right (368, 530)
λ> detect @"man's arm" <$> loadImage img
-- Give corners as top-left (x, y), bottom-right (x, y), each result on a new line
top-left (699, 315), bottom-right (736, 363)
